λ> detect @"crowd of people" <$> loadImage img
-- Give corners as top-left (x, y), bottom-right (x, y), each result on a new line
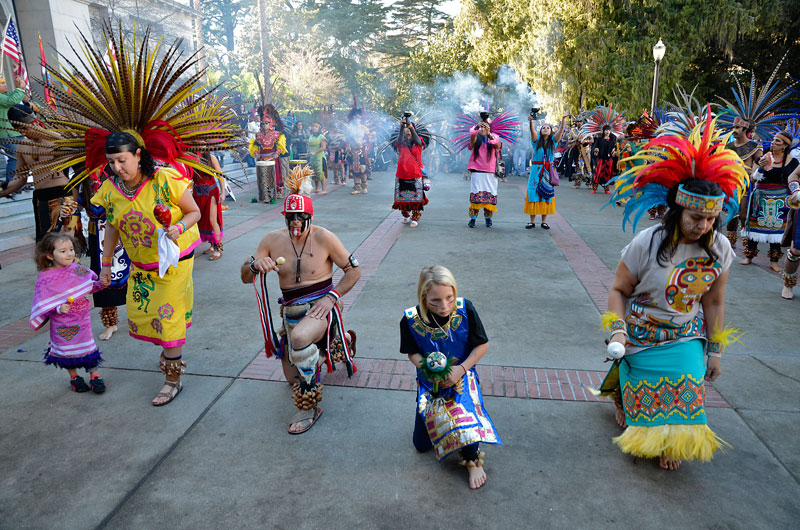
top-left (2, 24), bottom-right (800, 492)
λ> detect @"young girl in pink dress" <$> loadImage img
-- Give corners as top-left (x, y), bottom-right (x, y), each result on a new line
top-left (30, 233), bottom-right (107, 393)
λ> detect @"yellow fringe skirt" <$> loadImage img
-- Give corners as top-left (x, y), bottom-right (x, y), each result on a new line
top-left (523, 193), bottom-right (555, 215)
top-left (469, 202), bottom-right (498, 212)
top-left (601, 340), bottom-right (729, 462)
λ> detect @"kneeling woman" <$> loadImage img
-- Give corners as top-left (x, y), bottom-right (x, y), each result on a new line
top-left (400, 265), bottom-right (501, 489)
top-left (600, 122), bottom-right (746, 470)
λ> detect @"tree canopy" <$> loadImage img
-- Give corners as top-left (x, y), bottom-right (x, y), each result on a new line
top-left (195, 0), bottom-right (799, 115)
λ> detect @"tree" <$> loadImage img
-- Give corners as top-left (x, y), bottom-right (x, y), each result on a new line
top-left (279, 49), bottom-right (345, 108)
top-left (406, 0), bottom-right (799, 118)
top-left (389, 0), bottom-right (451, 46)
top-left (200, 0), bottom-right (256, 74)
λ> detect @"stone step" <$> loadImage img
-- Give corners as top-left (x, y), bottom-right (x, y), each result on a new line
top-left (0, 198), bottom-right (30, 218)
top-left (0, 212), bottom-right (34, 233)
top-left (0, 227), bottom-right (34, 252)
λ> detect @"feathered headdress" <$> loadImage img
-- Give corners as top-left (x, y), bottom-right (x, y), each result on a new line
top-left (609, 106), bottom-right (749, 232)
top-left (626, 110), bottom-right (665, 141)
top-left (717, 52), bottom-right (798, 139)
top-left (656, 86), bottom-right (713, 138)
top-left (22, 21), bottom-right (241, 189)
top-left (377, 112), bottom-right (453, 156)
top-left (777, 119), bottom-right (800, 158)
top-left (580, 105), bottom-right (626, 139)
top-left (451, 108), bottom-right (521, 151)
top-left (282, 165), bottom-right (314, 215)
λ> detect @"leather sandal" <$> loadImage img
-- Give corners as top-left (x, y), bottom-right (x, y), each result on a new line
top-left (152, 380), bottom-right (183, 407)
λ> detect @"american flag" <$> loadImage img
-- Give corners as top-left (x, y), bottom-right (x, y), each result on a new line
top-left (2, 17), bottom-right (30, 92)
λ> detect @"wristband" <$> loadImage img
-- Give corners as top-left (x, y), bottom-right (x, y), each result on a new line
top-left (326, 290), bottom-right (341, 302)
top-left (788, 181), bottom-right (800, 194)
top-left (248, 255), bottom-right (258, 274)
top-left (176, 221), bottom-right (186, 235)
top-left (707, 341), bottom-right (723, 357)
top-left (101, 256), bottom-right (113, 267)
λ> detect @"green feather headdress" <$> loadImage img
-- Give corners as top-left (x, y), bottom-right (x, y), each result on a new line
top-left (22, 20), bottom-right (242, 189)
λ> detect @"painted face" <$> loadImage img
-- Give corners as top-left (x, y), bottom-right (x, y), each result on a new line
top-left (49, 238), bottom-right (76, 268)
top-left (665, 257), bottom-right (721, 313)
top-left (285, 212), bottom-right (311, 237)
top-left (106, 149), bottom-right (141, 183)
top-left (679, 210), bottom-right (717, 242)
top-left (771, 135), bottom-right (788, 151)
top-left (732, 125), bottom-right (746, 139)
top-left (426, 284), bottom-right (456, 317)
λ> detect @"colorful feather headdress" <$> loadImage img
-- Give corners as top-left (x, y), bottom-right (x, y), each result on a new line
top-left (609, 106), bottom-right (749, 232)
top-left (717, 52), bottom-right (798, 139)
top-left (579, 105), bottom-right (626, 139)
top-left (626, 110), bottom-right (666, 141)
top-left (656, 85), bottom-right (713, 138)
top-left (377, 111), bottom-right (453, 157)
top-left (22, 21), bottom-right (241, 189)
top-left (451, 108), bottom-right (521, 152)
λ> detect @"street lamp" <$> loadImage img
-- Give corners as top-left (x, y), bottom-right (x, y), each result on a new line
top-left (650, 38), bottom-right (666, 114)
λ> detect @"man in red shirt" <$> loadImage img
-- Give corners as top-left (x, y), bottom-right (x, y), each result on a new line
top-left (392, 117), bottom-right (427, 227)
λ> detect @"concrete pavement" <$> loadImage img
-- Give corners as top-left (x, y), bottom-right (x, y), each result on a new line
top-left (0, 166), bottom-right (798, 529)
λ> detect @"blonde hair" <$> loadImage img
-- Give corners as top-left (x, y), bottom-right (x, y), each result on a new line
top-left (417, 265), bottom-right (458, 323)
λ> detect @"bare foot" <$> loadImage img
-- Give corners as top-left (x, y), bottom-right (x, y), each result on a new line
top-left (99, 325), bottom-right (118, 341)
top-left (739, 258), bottom-right (752, 265)
top-left (467, 464), bottom-right (487, 489)
top-left (781, 286), bottom-right (794, 300)
top-left (615, 407), bottom-right (627, 428)
top-left (770, 262), bottom-right (782, 272)
top-left (288, 407), bottom-right (323, 435)
top-left (659, 454), bottom-right (682, 470)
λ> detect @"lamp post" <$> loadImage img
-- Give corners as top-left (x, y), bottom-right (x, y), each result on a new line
top-left (650, 38), bottom-right (666, 114)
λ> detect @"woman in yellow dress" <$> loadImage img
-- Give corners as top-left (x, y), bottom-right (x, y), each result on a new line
top-left (92, 132), bottom-right (200, 405)
top-left (19, 22), bottom-right (240, 405)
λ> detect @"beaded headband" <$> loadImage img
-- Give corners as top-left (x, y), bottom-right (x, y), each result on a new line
top-left (674, 184), bottom-right (724, 214)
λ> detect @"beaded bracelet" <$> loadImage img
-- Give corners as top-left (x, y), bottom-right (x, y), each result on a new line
top-left (707, 341), bottom-right (723, 358)
top-left (176, 221), bottom-right (187, 235)
top-left (609, 319), bottom-right (628, 338)
top-left (789, 181), bottom-right (800, 194)
top-left (610, 319), bottom-right (626, 332)
top-left (101, 256), bottom-right (113, 267)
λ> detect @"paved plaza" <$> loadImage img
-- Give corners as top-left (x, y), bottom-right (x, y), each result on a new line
top-left (1, 166), bottom-right (798, 529)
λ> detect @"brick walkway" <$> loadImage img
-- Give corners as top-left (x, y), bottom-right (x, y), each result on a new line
top-left (239, 355), bottom-right (730, 408)
top-left (0, 317), bottom-right (44, 353)
top-left (548, 212), bottom-right (614, 311)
